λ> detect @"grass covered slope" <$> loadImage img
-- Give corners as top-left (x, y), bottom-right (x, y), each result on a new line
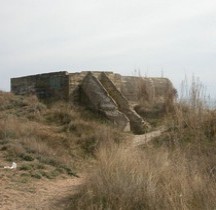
top-left (71, 146), bottom-right (216, 210)
top-left (1, 75), bottom-right (216, 210)
top-left (0, 91), bottom-right (123, 180)
top-left (69, 78), bottom-right (216, 210)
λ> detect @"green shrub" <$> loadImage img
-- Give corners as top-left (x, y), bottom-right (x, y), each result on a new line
top-left (19, 164), bottom-right (32, 171)
top-left (20, 153), bottom-right (34, 161)
top-left (31, 172), bottom-right (43, 179)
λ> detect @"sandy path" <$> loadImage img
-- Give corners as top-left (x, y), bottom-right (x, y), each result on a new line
top-left (132, 126), bottom-right (168, 147)
top-left (34, 176), bottom-right (85, 210)
top-left (0, 174), bottom-right (84, 210)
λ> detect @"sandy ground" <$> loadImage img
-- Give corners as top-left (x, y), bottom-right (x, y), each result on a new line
top-left (0, 173), bottom-right (84, 210)
top-left (133, 126), bottom-right (167, 147)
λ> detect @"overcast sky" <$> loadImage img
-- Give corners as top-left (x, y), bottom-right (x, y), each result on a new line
top-left (1, 0), bottom-right (216, 98)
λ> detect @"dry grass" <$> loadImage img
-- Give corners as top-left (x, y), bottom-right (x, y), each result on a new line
top-left (70, 143), bottom-right (216, 210)
top-left (135, 74), bottom-right (176, 127)
top-left (163, 76), bottom-right (216, 144)
top-left (69, 76), bottom-right (216, 210)
top-left (1, 74), bottom-right (216, 209)
top-left (0, 92), bottom-right (124, 180)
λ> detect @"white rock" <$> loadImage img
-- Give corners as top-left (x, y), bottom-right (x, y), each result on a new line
top-left (4, 162), bottom-right (17, 169)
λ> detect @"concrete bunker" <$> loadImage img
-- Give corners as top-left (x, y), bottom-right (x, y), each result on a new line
top-left (11, 71), bottom-right (175, 134)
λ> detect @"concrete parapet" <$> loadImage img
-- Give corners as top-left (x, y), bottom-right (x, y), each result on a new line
top-left (11, 71), bottom-right (69, 102)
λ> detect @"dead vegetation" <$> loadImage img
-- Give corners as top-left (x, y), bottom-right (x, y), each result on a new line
top-left (69, 76), bottom-right (216, 210)
top-left (70, 145), bottom-right (216, 210)
top-left (0, 91), bottom-right (124, 181)
top-left (1, 75), bottom-right (216, 209)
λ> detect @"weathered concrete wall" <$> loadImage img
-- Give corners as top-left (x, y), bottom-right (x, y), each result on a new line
top-left (68, 72), bottom-right (88, 103)
top-left (120, 76), bottom-right (175, 107)
top-left (11, 72), bottom-right (69, 102)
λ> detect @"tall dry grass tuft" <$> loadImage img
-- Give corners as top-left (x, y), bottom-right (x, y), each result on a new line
top-left (70, 144), bottom-right (216, 210)
top-left (167, 76), bottom-right (216, 143)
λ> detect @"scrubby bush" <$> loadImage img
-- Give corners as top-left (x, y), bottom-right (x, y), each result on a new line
top-left (69, 76), bottom-right (216, 210)
top-left (70, 144), bottom-right (216, 210)
top-left (0, 91), bottom-right (124, 181)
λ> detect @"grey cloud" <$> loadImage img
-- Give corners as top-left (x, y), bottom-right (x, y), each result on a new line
top-left (0, 0), bottom-right (216, 97)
